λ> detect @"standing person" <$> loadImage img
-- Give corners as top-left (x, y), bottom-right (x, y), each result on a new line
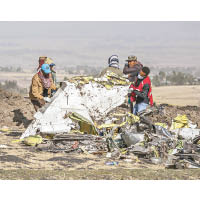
top-left (128, 66), bottom-right (153, 115)
top-left (124, 55), bottom-right (143, 113)
top-left (29, 64), bottom-right (56, 111)
top-left (123, 55), bottom-right (143, 82)
top-left (49, 63), bottom-right (58, 95)
top-left (44, 58), bottom-right (58, 86)
top-left (99, 55), bottom-right (123, 77)
top-left (49, 63), bottom-right (57, 85)
top-left (37, 56), bottom-right (47, 72)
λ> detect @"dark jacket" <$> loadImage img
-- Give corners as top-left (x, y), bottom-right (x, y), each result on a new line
top-left (133, 77), bottom-right (150, 104)
top-left (123, 62), bottom-right (143, 82)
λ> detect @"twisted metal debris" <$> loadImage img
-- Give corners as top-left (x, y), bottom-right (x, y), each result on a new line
top-left (21, 72), bottom-right (200, 169)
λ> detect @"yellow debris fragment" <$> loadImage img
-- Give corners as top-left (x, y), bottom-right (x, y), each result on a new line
top-left (126, 113), bottom-right (140, 124)
top-left (170, 114), bottom-right (189, 130)
top-left (155, 123), bottom-right (168, 129)
top-left (69, 112), bottom-right (98, 135)
top-left (104, 84), bottom-right (112, 90)
top-left (11, 139), bottom-right (22, 143)
top-left (23, 135), bottom-right (43, 146)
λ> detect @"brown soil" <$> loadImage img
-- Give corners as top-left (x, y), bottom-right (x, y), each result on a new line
top-left (149, 104), bottom-right (200, 128)
top-left (0, 88), bottom-right (35, 129)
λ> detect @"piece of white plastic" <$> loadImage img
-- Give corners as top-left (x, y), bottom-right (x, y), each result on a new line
top-left (172, 128), bottom-right (200, 140)
top-left (21, 79), bottom-right (128, 139)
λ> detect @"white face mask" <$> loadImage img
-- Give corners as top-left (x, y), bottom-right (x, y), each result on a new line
top-left (137, 74), bottom-right (144, 79)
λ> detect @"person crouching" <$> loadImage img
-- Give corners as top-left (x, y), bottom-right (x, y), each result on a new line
top-left (29, 64), bottom-right (57, 111)
top-left (128, 66), bottom-right (153, 115)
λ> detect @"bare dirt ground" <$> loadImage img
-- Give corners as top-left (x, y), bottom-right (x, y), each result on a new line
top-left (153, 85), bottom-right (200, 106)
top-left (0, 88), bottom-right (34, 129)
top-left (1, 130), bottom-right (200, 180)
top-left (1, 169), bottom-right (200, 180)
top-left (1, 86), bottom-right (200, 179)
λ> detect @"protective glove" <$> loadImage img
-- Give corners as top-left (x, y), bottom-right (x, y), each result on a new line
top-left (128, 88), bottom-right (134, 97)
top-left (44, 97), bottom-right (51, 103)
top-left (123, 74), bottom-right (129, 79)
top-left (128, 88), bottom-right (134, 93)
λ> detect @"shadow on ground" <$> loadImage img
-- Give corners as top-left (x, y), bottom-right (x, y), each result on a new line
top-left (12, 109), bottom-right (32, 128)
top-left (0, 155), bottom-right (29, 164)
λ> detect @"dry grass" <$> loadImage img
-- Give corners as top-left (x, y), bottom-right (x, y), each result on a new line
top-left (153, 85), bottom-right (200, 106)
top-left (0, 72), bottom-right (75, 88)
top-left (1, 169), bottom-right (200, 180)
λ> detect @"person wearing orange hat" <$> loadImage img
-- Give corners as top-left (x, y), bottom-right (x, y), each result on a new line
top-left (37, 56), bottom-right (47, 72)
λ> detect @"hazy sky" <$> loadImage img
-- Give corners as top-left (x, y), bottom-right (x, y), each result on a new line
top-left (0, 21), bottom-right (200, 69)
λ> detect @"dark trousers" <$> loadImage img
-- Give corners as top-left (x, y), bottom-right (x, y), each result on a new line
top-left (130, 102), bottom-right (133, 113)
top-left (31, 99), bottom-right (45, 112)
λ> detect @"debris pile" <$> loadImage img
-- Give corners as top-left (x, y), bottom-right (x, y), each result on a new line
top-left (21, 71), bottom-right (129, 138)
top-left (19, 72), bottom-right (200, 169)
top-left (37, 133), bottom-right (107, 154)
